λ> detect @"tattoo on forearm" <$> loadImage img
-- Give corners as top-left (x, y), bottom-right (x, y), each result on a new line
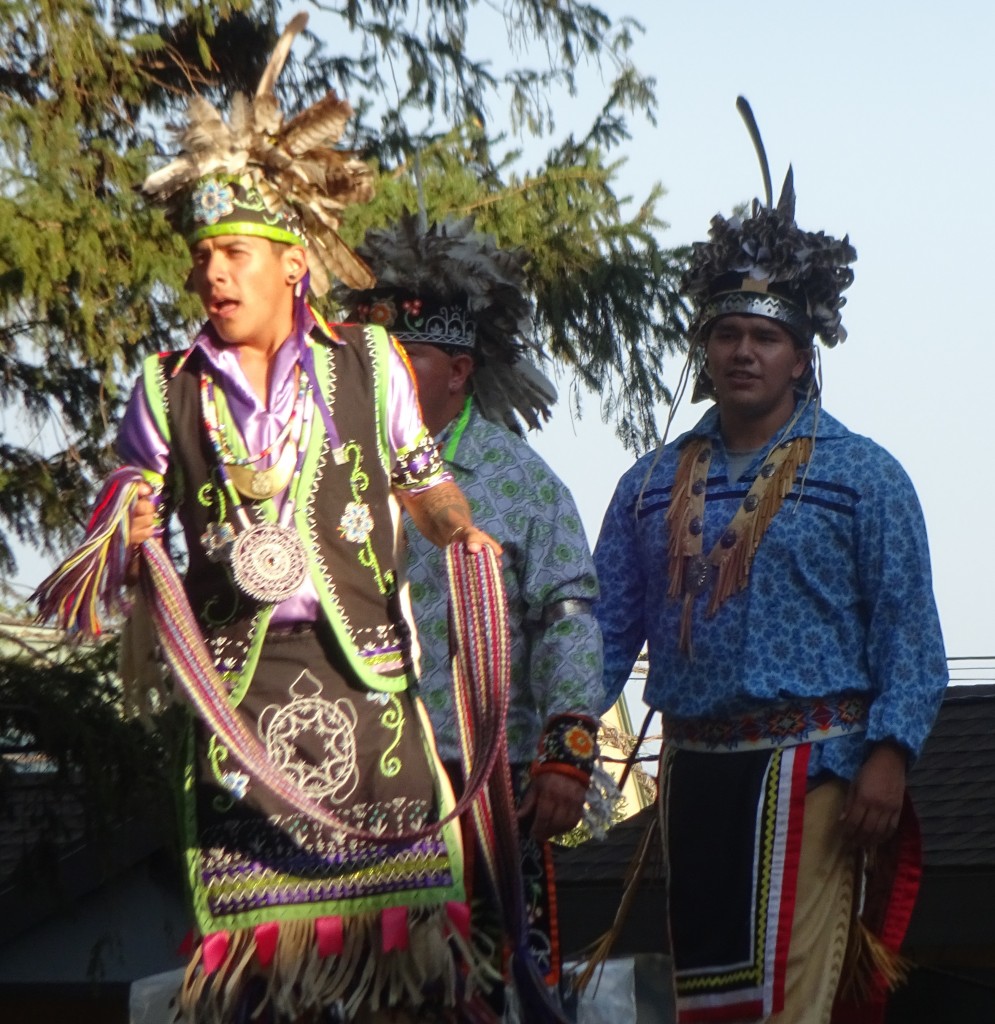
top-left (421, 489), bottom-right (469, 522)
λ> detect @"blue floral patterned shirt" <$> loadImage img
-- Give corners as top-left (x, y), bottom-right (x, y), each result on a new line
top-left (594, 403), bottom-right (948, 781)
top-left (405, 405), bottom-right (604, 764)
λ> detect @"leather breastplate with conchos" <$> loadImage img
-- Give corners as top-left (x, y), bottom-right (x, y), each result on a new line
top-left (145, 323), bottom-right (413, 701)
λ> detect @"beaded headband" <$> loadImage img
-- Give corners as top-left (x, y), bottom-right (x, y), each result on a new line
top-left (184, 175), bottom-right (306, 247)
top-left (350, 293), bottom-right (477, 350)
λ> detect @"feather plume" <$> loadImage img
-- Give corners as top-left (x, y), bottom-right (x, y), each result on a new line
top-left (736, 95), bottom-right (773, 209)
top-left (227, 92), bottom-right (252, 151)
top-left (252, 92), bottom-right (282, 136)
top-left (309, 228), bottom-right (375, 291)
top-left (280, 92), bottom-right (353, 155)
top-left (254, 11), bottom-right (309, 102)
top-left (141, 11), bottom-right (373, 297)
top-left (182, 95), bottom-right (230, 155)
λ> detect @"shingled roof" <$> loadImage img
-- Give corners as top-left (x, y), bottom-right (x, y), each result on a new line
top-left (908, 681), bottom-right (995, 869)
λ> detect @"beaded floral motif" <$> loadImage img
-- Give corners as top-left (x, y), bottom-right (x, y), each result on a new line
top-left (366, 297), bottom-right (397, 327)
top-left (201, 521), bottom-right (236, 562)
top-left (220, 769), bottom-right (249, 801)
top-left (339, 441), bottom-right (395, 597)
top-left (190, 179), bottom-right (235, 225)
top-left (535, 713), bottom-right (598, 776)
top-left (339, 500), bottom-right (374, 544)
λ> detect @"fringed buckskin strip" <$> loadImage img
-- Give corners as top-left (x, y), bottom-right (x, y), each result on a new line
top-left (179, 906), bottom-right (466, 1023)
top-left (667, 436), bottom-right (813, 654)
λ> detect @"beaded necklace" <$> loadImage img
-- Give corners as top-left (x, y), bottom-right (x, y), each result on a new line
top-left (201, 370), bottom-right (307, 500)
top-left (200, 370), bottom-right (317, 604)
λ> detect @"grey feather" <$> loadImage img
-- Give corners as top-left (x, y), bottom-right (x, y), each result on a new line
top-left (776, 165), bottom-right (795, 220)
top-left (338, 211), bottom-right (556, 433)
top-left (736, 96), bottom-right (773, 209)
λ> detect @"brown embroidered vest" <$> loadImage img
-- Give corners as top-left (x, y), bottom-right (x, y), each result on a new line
top-left (143, 323), bottom-right (413, 700)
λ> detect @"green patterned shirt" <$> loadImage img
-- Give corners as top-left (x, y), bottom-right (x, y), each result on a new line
top-left (405, 404), bottom-right (604, 763)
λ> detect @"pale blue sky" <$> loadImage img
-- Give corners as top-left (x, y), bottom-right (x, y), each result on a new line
top-left (528, 1), bottom-right (995, 658)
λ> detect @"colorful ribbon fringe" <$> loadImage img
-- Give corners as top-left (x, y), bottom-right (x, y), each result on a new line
top-left (32, 467), bottom-right (145, 636)
top-left (447, 543), bottom-right (570, 1024)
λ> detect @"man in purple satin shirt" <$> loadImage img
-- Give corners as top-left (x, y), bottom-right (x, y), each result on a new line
top-left (113, 20), bottom-right (503, 1024)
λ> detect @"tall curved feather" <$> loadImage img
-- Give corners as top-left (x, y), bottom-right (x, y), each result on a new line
top-left (736, 96), bottom-right (773, 209)
top-left (255, 11), bottom-right (309, 101)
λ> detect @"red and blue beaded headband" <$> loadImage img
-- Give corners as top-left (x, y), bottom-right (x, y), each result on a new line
top-left (349, 292), bottom-right (477, 350)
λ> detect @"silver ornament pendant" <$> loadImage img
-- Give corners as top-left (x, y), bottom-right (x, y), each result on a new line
top-left (685, 554), bottom-right (716, 597)
top-left (231, 523), bottom-right (308, 604)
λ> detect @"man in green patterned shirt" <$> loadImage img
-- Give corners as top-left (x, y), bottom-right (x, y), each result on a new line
top-left (340, 212), bottom-right (606, 992)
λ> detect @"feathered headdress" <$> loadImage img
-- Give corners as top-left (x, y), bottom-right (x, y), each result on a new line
top-left (338, 211), bottom-right (557, 434)
top-left (141, 13), bottom-right (375, 295)
top-left (681, 97), bottom-right (857, 349)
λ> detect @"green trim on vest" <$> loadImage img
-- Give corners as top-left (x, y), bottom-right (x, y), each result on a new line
top-left (369, 324), bottom-right (392, 472)
top-left (226, 605), bottom-right (274, 708)
top-left (300, 335), bottom-right (409, 695)
top-left (142, 354), bottom-right (173, 444)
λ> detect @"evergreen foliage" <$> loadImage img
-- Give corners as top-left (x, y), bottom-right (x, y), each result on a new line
top-left (0, 0), bottom-right (687, 583)
top-left (334, 125), bottom-right (690, 452)
top-left (0, 628), bottom-right (174, 859)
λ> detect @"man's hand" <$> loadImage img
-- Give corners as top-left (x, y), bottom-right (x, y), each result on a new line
top-left (453, 525), bottom-right (502, 556)
top-left (518, 771), bottom-right (588, 844)
top-left (130, 482), bottom-right (156, 544)
top-left (126, 482), bottom-right (156, 583)
top-left (839, 740), bottom-right (907, 848)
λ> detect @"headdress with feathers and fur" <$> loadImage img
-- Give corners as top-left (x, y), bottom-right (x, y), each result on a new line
top-left (682, 97), bottom-right (857, 349)
top-left (681, 97), bottom-right (857, 402)
top-left (338, 211), bottom-right (557, 435)
top-left (141, 12), bottom-right (374, 295)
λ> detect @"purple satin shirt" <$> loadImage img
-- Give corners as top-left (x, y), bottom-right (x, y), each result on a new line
top-left (116, 316), bottom-right (449, 623)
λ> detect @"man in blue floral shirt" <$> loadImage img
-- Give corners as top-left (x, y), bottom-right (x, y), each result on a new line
top-left (596, 132), bottom-right (947, 1024)
top-left (340, 212), bottom-right (605, 995)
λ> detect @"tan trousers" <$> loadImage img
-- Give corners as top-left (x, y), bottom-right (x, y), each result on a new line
top-left (763, 779), bottom-right (855, 1024)
top-left (666, 776), bottom-right (855, 1024)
